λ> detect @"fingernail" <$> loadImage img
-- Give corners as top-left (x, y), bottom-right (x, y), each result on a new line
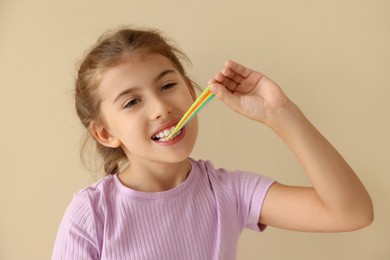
top-left (210, 84), bottom-right (218, 93)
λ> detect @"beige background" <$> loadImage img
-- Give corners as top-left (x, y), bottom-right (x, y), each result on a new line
top-left (1, 0), bottom-right (389, 259)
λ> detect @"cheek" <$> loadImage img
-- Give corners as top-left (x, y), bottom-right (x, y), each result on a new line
top-left (188, 86), bottom-right (196, 101)
top-left (188, 116), bottom-right (199, 135)
top-left (182, 90), bottom-right (197, 107)
top-left (113, 115), bottom-right (144, 140)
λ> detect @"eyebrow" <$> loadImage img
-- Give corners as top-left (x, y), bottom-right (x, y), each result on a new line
top-left (113, 69), bottom-right (176, 104)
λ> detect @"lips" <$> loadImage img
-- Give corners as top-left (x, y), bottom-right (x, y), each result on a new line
top-left (150, 120), bottom-right (179, 139)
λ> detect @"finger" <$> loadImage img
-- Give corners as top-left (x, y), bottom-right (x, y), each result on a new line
top-left (208, 79), bottom-right (217, 85)
top-left (222, 67), bottom-right (245, 84)
top-left (225, 60), bottom-right (254, 79)
top-left (214, 72), bottom-right (238, 92)
top-left (209, 83), bottom-right (240, 113)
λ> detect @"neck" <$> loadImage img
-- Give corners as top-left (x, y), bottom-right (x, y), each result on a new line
top-left (117, 158), bottom-right (192, 192)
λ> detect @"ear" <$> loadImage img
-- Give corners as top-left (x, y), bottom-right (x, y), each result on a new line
top-left (89, 120), bottom-right (121, 148)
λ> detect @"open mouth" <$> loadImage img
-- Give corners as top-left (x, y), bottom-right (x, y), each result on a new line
top-left (151, 125), bottom-right (182, 142)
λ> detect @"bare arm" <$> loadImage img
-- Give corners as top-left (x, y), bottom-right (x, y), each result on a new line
top-left (210, 60), bottom-right (373, 232)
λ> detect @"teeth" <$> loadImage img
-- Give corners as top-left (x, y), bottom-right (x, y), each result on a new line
top-left (152, 126), bottom-right (181, 142)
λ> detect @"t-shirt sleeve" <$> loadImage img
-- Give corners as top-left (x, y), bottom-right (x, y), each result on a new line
top-left (52, 193), bottom-right (99, 260)
top-left (232, 170), bottom-right (275, 232)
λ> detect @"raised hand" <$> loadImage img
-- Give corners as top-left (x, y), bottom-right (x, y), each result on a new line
top-left (210, 60), bottom-right (290, 124)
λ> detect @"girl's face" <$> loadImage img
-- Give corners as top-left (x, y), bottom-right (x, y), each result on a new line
top-left (95, 54), bottom-right (198, 166)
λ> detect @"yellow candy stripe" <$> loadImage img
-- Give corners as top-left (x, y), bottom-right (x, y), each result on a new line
top-left (166, 86), bottom-right (214, 140)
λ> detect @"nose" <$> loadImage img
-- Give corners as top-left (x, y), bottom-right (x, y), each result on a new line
top-left (149, 96), bottom-right (173, 120)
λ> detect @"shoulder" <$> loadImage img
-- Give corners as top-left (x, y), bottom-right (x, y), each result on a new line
top-left (52, 177), bottom-right (115, 258)
top-left (190, 158), bottom-right (275, 231)
top-left (74, 174), bottom-right (116, 204)
top-left (77, 174), bottom-right (116, 195)
top-left (63, 175), bottom-right (117, 225)
top-left (60, 175), bottom-right (116, 234)
top-left (190, 157), bottom-right (274, 189)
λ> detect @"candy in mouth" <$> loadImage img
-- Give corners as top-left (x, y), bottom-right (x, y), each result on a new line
top-left (151, 126), bottom-right (182, 142)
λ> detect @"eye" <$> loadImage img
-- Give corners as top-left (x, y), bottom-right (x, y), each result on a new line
top-left (161, 82), bottom-right (177, 91)
top-left (123, 99), bottom-right (141, 109)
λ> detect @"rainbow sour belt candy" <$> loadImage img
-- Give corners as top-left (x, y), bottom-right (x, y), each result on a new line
top-left (166, 85), bottom-right (215, 140)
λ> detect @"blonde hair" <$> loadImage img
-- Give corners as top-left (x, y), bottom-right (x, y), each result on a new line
top-left (75, 27), bottom-right (193, 175)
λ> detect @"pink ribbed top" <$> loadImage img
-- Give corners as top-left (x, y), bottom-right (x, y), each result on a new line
top-left (52, 158), bottom-right (274, 259)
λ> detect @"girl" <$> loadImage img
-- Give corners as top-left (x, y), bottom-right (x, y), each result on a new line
top-left (52, 27), bottom-right (373, 260)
